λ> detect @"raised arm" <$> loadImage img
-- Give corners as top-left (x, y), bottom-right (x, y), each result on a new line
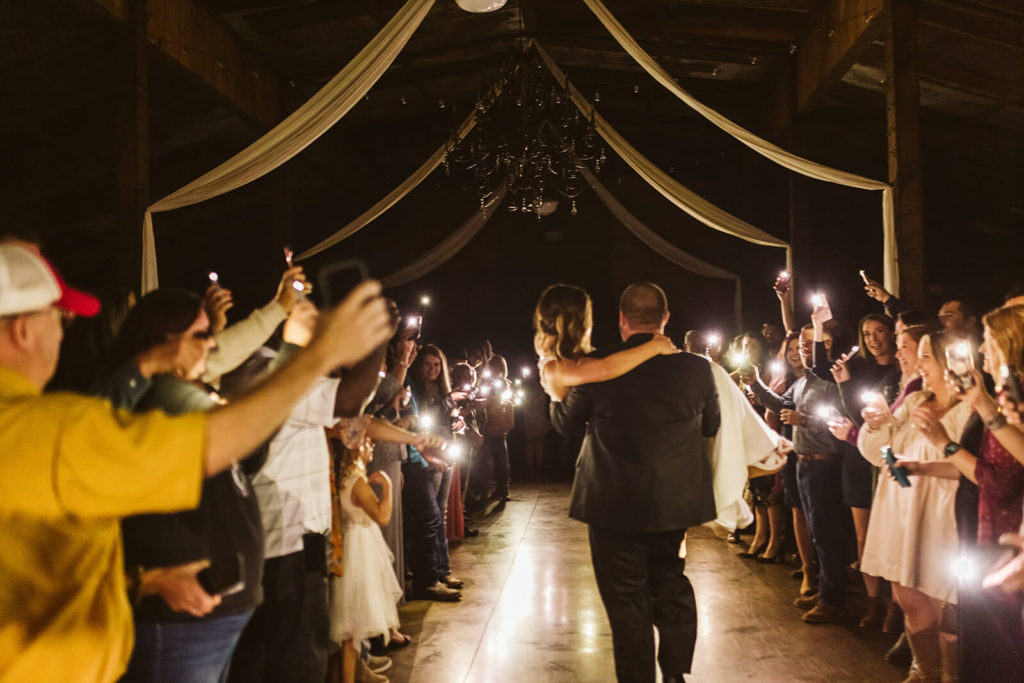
top-left (544, 335), bottom-right (678, 400)
top-left (204, 281), bottom-right (391, 477)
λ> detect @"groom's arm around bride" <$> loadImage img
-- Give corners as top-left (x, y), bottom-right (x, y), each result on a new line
top-left (549, 282), bottom-right (719, 683)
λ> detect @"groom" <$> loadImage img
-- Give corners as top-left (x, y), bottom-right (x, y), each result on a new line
top-left (550, 283), bottom-right (720, 683)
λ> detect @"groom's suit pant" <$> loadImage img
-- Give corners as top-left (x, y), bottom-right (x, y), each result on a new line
top-left (589, 525), bottom-right (696, 683)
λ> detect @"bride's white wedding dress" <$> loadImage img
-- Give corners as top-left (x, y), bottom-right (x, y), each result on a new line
top-left (706, 361), bottom-right (789, 530)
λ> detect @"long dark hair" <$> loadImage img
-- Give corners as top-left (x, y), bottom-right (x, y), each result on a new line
top-left (104, 289), bottom-right (203, 375)
top-left (410, 343), bottom-right (452, 406)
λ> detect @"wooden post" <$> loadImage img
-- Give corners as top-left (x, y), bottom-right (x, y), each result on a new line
top-left (115, 0), bottom-right (149, 292)
top-left (785, 60), bottom-right (811, 317)
top-left (885, 0), bottom-right (926, 307)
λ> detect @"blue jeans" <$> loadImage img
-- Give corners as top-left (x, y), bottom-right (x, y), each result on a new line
top-left (122, 611), bottom-right (253, 683)
top-left (433, 467), bottom-right (454, 576)
top-left (403, 463), bottom-right (445, 590)
top-left (797, 456), bottom-right (849, 607)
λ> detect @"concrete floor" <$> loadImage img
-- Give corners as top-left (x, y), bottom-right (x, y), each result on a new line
top-left (387, 482), bottom-right (904, 682)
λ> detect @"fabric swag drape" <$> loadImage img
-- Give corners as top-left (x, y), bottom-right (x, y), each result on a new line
top-left (532, 41), bottom-right (792, 270)
top-left (380, 184), bottom-right (508, 287)
top-left (581, 0), bottom-right (898, 295)
top-left (141, 0), bottom-right (435, 291)
top-left (578, 167), bottom-right (743, 330)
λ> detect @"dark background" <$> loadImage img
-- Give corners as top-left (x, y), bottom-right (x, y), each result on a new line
top-left (3, 0), bottom-right (1023, 369)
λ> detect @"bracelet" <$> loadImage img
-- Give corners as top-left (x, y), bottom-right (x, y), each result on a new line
top-left (986, 411), bottom-right (1008, 432)
top-left (126, 564), bottom-right (146, 606)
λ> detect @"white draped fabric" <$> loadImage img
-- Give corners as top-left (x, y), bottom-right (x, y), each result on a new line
top-left (580, 0), bottom-right (898, 295)
top-left (380, 184), bottom-right (507, 287)
top-left (707, 362), bottom-right (788, 531)
top-left (141, 0), bottom-right (435, 291)
top-left (295, 112), bottom-right (477, 261)
top-left (532, 41), bottom-right (791, 270)
top-left (578, 167), bottom-right (743, 330)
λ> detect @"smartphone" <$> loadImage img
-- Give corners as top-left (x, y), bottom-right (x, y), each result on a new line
top-left (1000, 364), bottom-right (1024, 406)
top-left (882, 446), bottom-right (912, 488)
top-left (775, 271), bottom-right (791, 294)
top-left (198, 552), bottom-right (245, 597)
top-left (945, 341), bottom-right (976, 391)
top-left (317, 258), bottom-right (369, 308)
top-left (859, 269), bottom-right (871, 285)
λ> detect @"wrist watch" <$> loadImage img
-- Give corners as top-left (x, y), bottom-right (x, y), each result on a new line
top-left (943, 441), bottom-right (961, 458)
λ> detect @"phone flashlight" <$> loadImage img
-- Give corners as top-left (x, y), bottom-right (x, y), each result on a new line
top-left (418, 414), bottom-right (435, 430)
top-left (770, 361), bottom-right (784, 376)
top-left (283, 247), bottom-right (294, 268)
top-left (861, 391), bottom-right (883, 406)
top-left (859, 269), bottom-right (870, 285)
top-left (420, 295), bottom-right (431, 306)
top-left (521, 367), bottom-right (532, 378)
top-left (208, 271), bottom-right (219, 285)
top-left (481, 369), bottom-right (492, 380)
top-left (946, 341), bottom-right (976, 390)
top-left (779, 270), bottom-right (791, 282)
top-left (811, 293), bottom-right (824, 307)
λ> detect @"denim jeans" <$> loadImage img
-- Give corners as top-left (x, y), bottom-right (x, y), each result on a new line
top-left (433, 466), bottom-right (454, 576)
top-left (122, 611), bottom-right (253, 683)
top-left (797, 456), bottom-right (849, 607)
top-left (402, 462), bottom-right (445, 590)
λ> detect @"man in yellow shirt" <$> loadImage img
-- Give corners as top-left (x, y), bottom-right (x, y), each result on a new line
top-left (0, 245), bottom-right (393, 683)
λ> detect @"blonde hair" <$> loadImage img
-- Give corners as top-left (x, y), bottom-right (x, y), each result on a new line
top-left (337, 445), bottom-right (367, 482)
top-left (533, 285), bottom-right (594, 361)
top-left (983, 305), bottom-right (1024, 370)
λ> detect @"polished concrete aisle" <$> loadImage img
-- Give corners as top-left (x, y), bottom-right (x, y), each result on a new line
top-left (388, 482), bottom-right (904, 682)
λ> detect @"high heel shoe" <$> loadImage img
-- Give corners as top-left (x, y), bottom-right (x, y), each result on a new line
top-left (756, 551), bottom-right (782, 564)
top-left (739, 542), bottom-right (767, 559)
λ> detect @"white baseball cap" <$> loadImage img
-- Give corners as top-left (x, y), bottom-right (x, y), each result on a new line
top-left (0, 245), bottom-right (99, 318)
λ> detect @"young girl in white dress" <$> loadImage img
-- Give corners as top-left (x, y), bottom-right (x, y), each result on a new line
top-left (330, 440), bottom-right (404, 683)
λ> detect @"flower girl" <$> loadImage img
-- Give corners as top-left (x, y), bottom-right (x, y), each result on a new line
top-left (330, 440), bottom-right (404, 683)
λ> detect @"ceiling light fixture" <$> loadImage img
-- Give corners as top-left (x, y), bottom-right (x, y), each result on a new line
top-left (455, 0), bottom-right (507, 13)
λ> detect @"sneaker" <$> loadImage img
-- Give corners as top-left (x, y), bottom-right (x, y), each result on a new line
top-left (442, 574), bottom-right (464, 589)
top-left (366, 654), bottom-right (392, 674)
top-left (802, 602), bottom-right (845, 624)
top-left (355, 657), bottom-right (388, 683)
top-left (793, 594), bottom-right (819, 610)
top-left (414, 581), bottom-right (461, 602)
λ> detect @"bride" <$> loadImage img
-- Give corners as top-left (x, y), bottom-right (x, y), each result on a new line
top-left (534, 283), bottom-right (789, 529)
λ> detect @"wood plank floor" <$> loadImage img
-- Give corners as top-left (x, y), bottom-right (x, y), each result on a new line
top-left (386, 482), bottom-right (904, 682)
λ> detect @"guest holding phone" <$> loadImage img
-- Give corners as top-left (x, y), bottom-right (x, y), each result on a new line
top-left (98, 290), bottom-right (271, 683)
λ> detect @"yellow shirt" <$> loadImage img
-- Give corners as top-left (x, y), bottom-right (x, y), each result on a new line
top-left (0, 368), bottom-right (207, 683)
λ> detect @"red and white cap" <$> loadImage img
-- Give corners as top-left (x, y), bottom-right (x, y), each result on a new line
top-left (0, 245), bottom-right (100, 318)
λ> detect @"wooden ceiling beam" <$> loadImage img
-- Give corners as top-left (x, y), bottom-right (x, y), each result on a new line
top-left (756, 0), bottom-right (885, 140)
top-left (91, 0), bottom-right (281, 128)
top-left (794, 0), bottom-right (886, 113)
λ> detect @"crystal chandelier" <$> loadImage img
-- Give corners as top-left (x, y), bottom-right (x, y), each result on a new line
top-left (443, 44), bottom-right (606, 220)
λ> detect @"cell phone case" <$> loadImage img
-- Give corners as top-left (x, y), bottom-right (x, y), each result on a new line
top-left (882, 447), bottom-right (912, 488)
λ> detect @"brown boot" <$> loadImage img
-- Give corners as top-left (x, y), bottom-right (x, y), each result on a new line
top-left (859, 596), bottom-right (886, 629)
top-left (884, 600), bottom-right (905, 634)
top-left (939, 636), bottom-right (958, 683)
top-left (903, 627), bottom-right (942, 683)
top-left (800, 564), bottom-right (819, 597)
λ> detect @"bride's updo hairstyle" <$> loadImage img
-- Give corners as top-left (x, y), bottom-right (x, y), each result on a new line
top-left (534, 284), bottom-right (594, 361)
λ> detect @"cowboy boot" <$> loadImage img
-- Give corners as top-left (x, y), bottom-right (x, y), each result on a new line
top-left (903, 627), bottom-right (942, 683)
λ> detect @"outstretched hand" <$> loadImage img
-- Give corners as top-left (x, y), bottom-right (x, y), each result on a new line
top-left (652, 334), bottom-right (681, 355)
top-left (863, 277), bottom-right (891, 304)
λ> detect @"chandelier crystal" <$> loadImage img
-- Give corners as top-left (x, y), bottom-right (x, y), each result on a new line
top-left (444, 45), bottom-right (606, 220)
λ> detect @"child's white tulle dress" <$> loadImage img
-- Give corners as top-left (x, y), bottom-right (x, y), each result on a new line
top-left (329, 472), bottom-right (403, 645)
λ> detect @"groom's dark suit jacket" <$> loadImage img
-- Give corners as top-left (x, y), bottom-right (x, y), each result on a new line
top-left (551, 333), bottom-right (721, 533)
